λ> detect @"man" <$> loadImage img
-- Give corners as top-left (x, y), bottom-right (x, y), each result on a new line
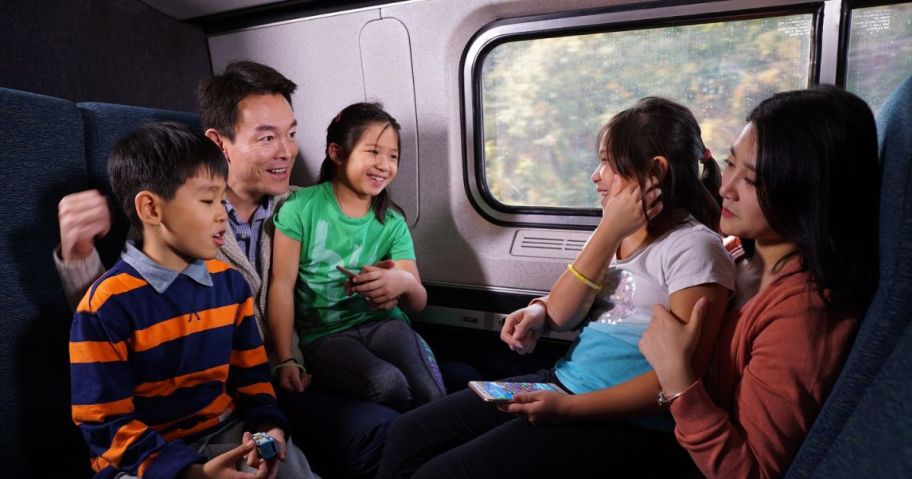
top-left (56, 61), bottom-right (398, 479)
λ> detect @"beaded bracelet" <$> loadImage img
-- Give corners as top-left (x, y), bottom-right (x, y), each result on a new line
top-left (567, 264), bottom-right (603, 291)
top-left (657, 390), bottom-right (685, 408)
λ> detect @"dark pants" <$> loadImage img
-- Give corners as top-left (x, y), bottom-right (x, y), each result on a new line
top-left (306, 319), bottom-right (447, 412)
top-left (377, 371), bottom-right (698, 479)
top-left (278, 388), bottom-right (399, 479)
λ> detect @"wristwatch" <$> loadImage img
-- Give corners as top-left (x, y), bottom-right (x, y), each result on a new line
top-left (657, 390), bottom-right (684, 408)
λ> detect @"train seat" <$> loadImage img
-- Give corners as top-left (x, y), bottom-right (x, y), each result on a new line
top-left (0, 87), bottom-right (93, 476)
top-left (786, 76), bottom-right (912, 477)
top-left (77, 102), bottom-right (202, 267)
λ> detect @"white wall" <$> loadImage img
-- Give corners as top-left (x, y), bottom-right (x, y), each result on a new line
top-left (207, 0), bottom-right (651, 292)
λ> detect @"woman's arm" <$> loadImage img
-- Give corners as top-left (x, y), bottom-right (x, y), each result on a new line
top-left (507, 283), bottom-right (729, 423)
top-left (267, 230), bottom-right (307, 392)
top-left (643, 285), bottom-right (854, 478)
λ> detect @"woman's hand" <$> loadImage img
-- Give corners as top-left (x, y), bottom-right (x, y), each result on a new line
top-left (499, 391), bottom-right (572, 425)
top-left (639, 297), bottom-right (706, 394)
top-left (500, 302), bottom-right (546, 354)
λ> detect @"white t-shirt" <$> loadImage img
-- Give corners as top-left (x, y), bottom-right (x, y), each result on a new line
top-left (554, 217), bottom-right (736, 396)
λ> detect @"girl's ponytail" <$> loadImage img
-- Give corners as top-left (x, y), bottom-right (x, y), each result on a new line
top-left (699, 148), bottom-right (722, 208)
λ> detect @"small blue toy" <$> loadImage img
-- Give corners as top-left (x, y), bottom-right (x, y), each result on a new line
top-left (251, 432), bottom-right (279, 460)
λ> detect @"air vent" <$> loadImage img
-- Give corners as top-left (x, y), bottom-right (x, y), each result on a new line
top-left (510, 229), bottom-right (591, 259)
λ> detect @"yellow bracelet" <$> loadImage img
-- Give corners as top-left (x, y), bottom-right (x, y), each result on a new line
top-left (271, 360), bottom-right (307, 377)
top-left (567, 264), bottom-right (602, 291)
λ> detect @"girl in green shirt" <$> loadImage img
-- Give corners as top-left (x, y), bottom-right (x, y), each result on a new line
top-left (268, 103), bottom-right (444, 412)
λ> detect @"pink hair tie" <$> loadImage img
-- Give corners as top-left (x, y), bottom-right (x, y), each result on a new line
top-left (702, 148), bottom-right (712, 162)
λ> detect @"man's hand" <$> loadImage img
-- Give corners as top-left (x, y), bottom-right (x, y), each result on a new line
top-left (58, 190), bottom-right (111, 262)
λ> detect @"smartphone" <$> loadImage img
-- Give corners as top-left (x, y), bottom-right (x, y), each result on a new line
top-left (336, 265), bottom-right (358, 279)
top-left (468, 381), bottom-right (566, 402)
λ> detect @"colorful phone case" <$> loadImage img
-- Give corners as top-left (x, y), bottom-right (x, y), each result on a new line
top-left (468, 381), bottom-right (564, 402)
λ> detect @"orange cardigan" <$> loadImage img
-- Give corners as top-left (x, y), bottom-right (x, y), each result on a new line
top-left (670, 260), bottom-right (858, 478)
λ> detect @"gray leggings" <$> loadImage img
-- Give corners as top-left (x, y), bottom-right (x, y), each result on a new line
top-left (305, 319), bottom-right (446, 412)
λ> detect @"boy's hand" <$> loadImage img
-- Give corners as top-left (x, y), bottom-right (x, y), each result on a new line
top-left (180, 437), bottom-right (266, 478)
top-left (500, 303), bottom-right (546, 354)
top-left (275, 364), bottom-right (311, 393)
top-left (351, 260), bottom-right (411, 308)
top-left (245, 428), bottom-right (287, 479)
top-left (58, 189), bottom-right (111, 262)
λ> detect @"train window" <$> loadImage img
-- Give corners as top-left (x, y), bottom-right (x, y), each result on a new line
top-left (845, 2), bottom-right (912, 113)
top-left (471, 11), bottom-right (815, 220)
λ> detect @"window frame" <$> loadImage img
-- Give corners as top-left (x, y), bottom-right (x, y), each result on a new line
top-left (462, 0), bottom-right (838, 228)
top-left (837, 0), bottom-right (912, 91)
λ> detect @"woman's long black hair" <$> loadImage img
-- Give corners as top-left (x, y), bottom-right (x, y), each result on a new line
top-left (747, 85), bottom-right (881, 313)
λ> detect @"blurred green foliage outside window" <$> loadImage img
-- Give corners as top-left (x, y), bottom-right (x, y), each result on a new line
top-left (480, 14), bottom-right (812, 209)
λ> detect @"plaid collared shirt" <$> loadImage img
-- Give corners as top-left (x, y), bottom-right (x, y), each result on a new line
top-left (224, 196), bottom-right (273, 278)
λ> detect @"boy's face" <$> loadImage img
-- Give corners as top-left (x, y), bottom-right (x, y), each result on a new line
top-left (157, 173), bottom-right (228, 268)
top-left (221, 93), bottom-right (298, 202)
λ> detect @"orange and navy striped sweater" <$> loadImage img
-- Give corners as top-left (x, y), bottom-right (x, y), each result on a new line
top-left (69, 258), bottom-right (286, 479)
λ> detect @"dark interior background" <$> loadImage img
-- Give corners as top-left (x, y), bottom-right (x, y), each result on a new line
top-left (0, 0), bottom-right (210, 111)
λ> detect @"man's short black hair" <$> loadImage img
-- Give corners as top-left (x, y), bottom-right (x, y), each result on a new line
top-left (108, 121), bottom-right (227, 230)
top-left (198, 61), bottom-right (298, 141)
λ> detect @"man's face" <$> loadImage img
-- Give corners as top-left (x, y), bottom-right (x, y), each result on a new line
top-left (219, 93), bottom-right (298, 202)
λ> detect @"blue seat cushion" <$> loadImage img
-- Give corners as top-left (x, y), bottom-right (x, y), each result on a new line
top-left (0, 87), bottom-right (92, 476)
top-left (77, 102), bottom-right (201, 267)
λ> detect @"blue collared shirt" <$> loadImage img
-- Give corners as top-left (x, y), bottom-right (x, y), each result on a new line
top-left (120, 241), bottom-right (212, 293)
top-left (224, 196), bottom-right (272, 277)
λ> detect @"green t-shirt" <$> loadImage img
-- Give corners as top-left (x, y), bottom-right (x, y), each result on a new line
top-left (274, 182), bottom-right (416, 344)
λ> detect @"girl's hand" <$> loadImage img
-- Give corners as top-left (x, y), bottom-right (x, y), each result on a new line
top-left (599, 175), bottom-right (662, 237)
top-left (499, 391), bottom-right (572, 425)
top-left (351, 260), bottom-right (413, 306)
top-left (639, 297), bottom-right (706, 394)
top-left (500, 303), bottom-right (546, 354)
top-left (275, 364), bottom-right (311, 393)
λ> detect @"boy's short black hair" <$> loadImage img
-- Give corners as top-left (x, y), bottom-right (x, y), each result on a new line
top-left (198, 61), bottom-right (298, 141)
top-left (108, 121), bottom-right (228, 231)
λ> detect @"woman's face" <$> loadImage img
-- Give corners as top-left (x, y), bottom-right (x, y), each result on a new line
top-left (719, 123), bottom-right (782, 241)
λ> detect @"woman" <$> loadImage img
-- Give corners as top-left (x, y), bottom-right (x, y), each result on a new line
top-left (639, 85), bottom-right (881, 478)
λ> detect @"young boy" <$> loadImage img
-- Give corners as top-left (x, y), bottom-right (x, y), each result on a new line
top-left (69, 122), bottom-right (315, 479)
